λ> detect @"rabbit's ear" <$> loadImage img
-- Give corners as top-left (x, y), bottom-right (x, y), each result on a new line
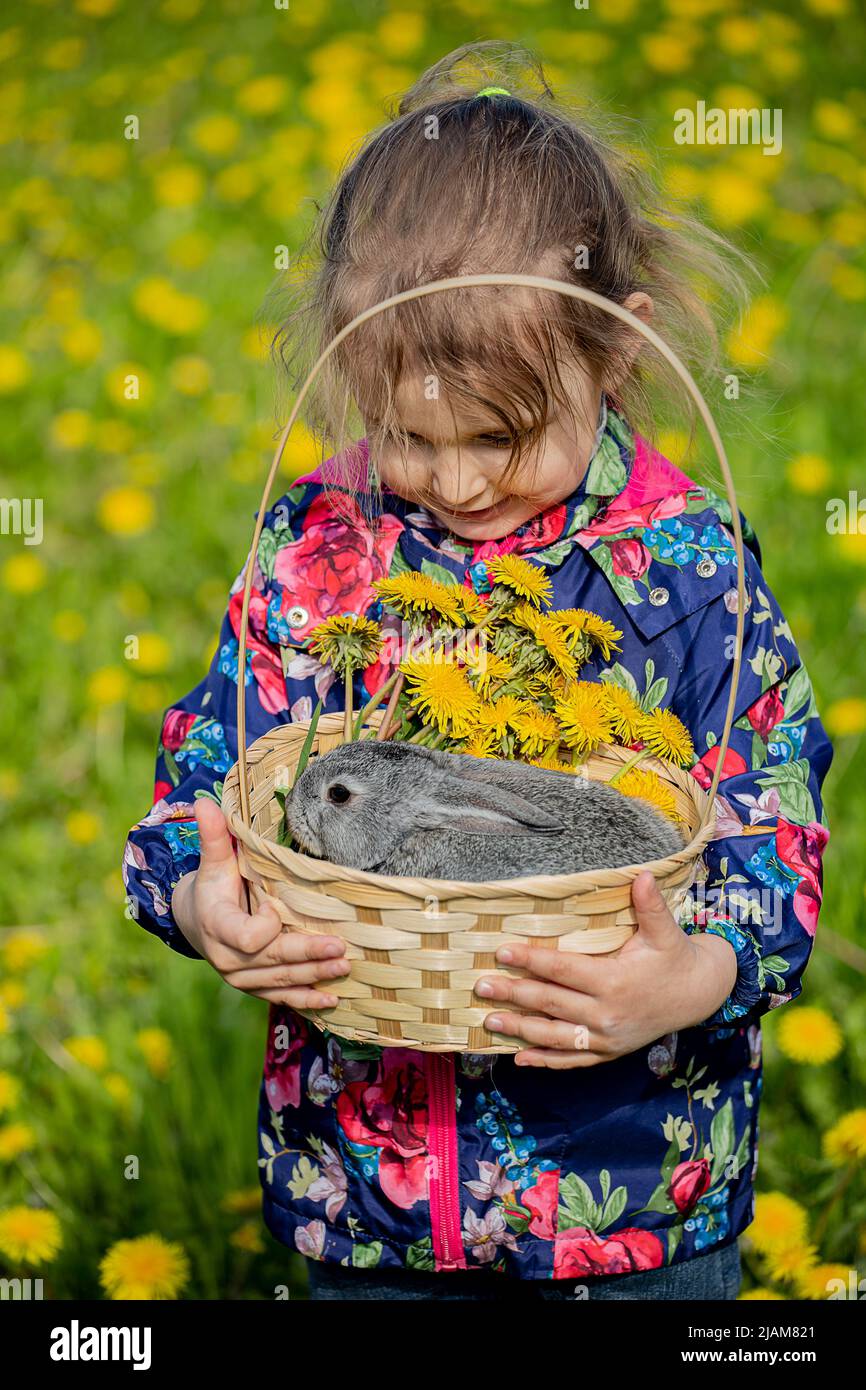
top-left (413, 773), bottom-right (565, 836)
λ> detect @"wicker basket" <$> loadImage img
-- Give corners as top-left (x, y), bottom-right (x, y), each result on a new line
top-left (221, 274), bottom-right (748, 1053)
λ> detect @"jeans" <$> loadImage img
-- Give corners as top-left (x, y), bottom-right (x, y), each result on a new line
top-left (305, 1238), bottom-right (741, 1301)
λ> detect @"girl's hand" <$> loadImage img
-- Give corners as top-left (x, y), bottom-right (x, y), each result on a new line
top-left (473, 870), bottom-right (738, 1068)
top-left (171, 799), bottom-right (351, 1008)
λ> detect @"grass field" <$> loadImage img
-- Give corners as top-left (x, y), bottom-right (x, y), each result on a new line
top-left (0, 0), bottom-right (864, 1299)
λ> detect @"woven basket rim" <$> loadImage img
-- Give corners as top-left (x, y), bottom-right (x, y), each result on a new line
top-left (221, 718), bottom-right (718, 899)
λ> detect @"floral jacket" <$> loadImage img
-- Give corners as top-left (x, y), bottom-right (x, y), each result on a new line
top-left (122, 401), bottom-right (833, 1281)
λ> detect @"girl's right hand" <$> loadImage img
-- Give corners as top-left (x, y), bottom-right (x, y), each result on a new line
top-left (171, 798), bottom-right (350, 1008)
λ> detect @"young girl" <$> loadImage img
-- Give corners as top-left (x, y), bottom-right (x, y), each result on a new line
top-left (122, 43), bottom-right (833, 1301)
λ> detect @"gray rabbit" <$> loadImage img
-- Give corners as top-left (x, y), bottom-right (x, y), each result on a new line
top-left (285, 740), bottom-right (684, 880)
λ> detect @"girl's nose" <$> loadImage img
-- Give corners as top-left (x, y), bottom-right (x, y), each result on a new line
top-left (429, 449), bottom-right (489, 510)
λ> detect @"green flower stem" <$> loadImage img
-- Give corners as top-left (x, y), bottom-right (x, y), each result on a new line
top-left (375, 671), bottom-right (405, 741)
top-left (344, 666), bottom-right (353, 743)
top-left (607, 747), bottom-right (650, 787)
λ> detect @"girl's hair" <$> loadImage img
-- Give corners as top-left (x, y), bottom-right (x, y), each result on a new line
top-left (267, 40), bottom-right (754, 530)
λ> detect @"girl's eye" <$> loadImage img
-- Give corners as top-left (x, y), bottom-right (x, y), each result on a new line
top-left (327, 783), bottom-right (351, 804)
top-left (477, 434), bottom-right (513, 448)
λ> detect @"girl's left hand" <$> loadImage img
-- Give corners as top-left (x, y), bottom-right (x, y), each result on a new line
top-left (473, 871), bottom-right (739, 1068)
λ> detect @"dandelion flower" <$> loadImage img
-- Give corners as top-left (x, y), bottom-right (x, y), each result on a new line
top-left (0, 1072), bottom-right (20, 1113)
top-left (602, 685), bottom-right (646, 744)
top-left (765, 1241), bottom-right (818, 1286)
top-left (306, 615), bottom-right (383, 675)
top-left (511, 705), bottom-right (561, 758)
top-left (529, 752), bottom-right (580, 774)
top-left (614, 767), bottom-right (683, 824)
top-left (554, 681), bottom-right (615, 754)
top-left (136, 1028), bottom-right (174, 1080)
top-left (738, 1288), bottom-right (785, 1300)
top-left (64, 1034), bottom-right (109, 1072)
top-left (221, 1188), bottom-right (262, 1215)
top-left (473, 697), bottom-right (525, 739)
top-left (486, 554), bottom-right (552, 609)
top-left (748, 1192), bottom-right (809, 1253)
top-left (460, 731), bottom-right (498, 758)
top-left (0, 1123), bottom-right (35, 1160)
top-left (529, 613), bottom-right (580, 680)
top-left (2, 554), bottom-right (46, 594)
top-left (822, 1109), bottom-right (866, 1165)
top-left (99, 1233), bottom-right (190, 1300)
top-left (373, 574), bottom-right (463, 627)
top-left (229, 1221), bottom-right (265, 1254)
top-left (98, 486), bottom-right (155, 536)
top-left (463, 651), bottom-right (513, 699)
top-left (3, 929), bottom-right (49, 973)
top-left (399, 657), bottom-right (481, 738)
top-left (634, 707), bottom-right (695, 767)
top-left (555, 608), bottom-right (623, 660)
top-left (775, 1006), bottom-right (843, 1065)
top-left (795, 1263), bottom-right (854, 1301)
top-left (0, 1206), bottom-right (62, 1265)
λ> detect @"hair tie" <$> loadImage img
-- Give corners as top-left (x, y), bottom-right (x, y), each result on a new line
top-left (475, 86), bottom-right (511, 98)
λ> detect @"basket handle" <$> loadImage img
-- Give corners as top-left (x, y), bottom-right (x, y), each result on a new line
top-left (235, 274), bottom-right (746, 835)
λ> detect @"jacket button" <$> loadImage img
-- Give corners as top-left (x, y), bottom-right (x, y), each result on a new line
top-left (696, 557), bottom-right (718, 578)
top-left (648, 586), bottom-right (669, 606)
top-left (287, 604), bottom-right (309, 626)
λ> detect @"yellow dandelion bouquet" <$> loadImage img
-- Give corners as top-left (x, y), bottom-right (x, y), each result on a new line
top-left (275, 554), bottom-right (696, 862)
top-left (220, 273), bottom-right (746, 1049)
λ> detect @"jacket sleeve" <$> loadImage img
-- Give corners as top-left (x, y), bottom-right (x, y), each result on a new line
top-left (669, 539), bottom-right (834, 1031)
top-left (120, 502), bottom-right (337, 959)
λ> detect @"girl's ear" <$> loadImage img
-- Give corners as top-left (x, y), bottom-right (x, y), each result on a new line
top-left (411, 774), bottom-right (565, 837)
top-left (610, 292), bottom-right (655, 387)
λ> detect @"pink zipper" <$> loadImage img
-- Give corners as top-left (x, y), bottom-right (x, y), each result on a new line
top-left (425, 1053), bottom-right (466, 1271)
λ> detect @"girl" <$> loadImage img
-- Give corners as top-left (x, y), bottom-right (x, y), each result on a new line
top-left (122, 43), bottom-right (833, 1301)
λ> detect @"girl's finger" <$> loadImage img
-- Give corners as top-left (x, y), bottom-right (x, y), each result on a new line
top-left (493, 944), bottom-right (605, 994)
top-left (475, 973), bottom-right (593, 1023)
top-left (484, 1009), bottom-right (602, 1053)
top-left (513, 1048), bottom-right (608, 1070)
top-left (195, 798), bottom-right (240, 879)
top-left (207, 901), bottom-right (284, 955)
top-left (223, 959), bottom-right (350, 992)
top-left (245, 986), bottom-right (341, 1009)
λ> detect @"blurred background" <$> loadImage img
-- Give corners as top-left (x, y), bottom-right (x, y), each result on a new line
top-left (0, 0), bottom-right (864, 1300)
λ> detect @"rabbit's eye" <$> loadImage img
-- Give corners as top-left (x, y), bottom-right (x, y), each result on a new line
top-left (327, 783), bottom-right (351, 805)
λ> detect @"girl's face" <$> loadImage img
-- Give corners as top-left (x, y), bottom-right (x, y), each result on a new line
top-left (365, 361), bottom-right (603, 542)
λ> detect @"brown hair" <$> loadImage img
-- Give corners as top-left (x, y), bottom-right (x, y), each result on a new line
top-left (267, 40), bottom-right (754, 530)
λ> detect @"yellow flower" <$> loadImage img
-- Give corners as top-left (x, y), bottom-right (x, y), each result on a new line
top-left (473, 696), bottom-right (525, 739)
top-left (99, 1233), bottom-right (190, 1300)
top-left (2, 554), bottom-right (46, 594)
top-left (529, 752), bottom-right (580, 774)
top-left (104, 362), bottom-right (152, 408)
top-left (634, 707), bottom-right (695, 767)
top-left (3, 929), bottom-right (49, 973)
top-left (748, 1192), bottom-right (809, 1253)
top-left (374, 574), bottom-right (464, 626)
top-left (191, 113), bottom-right (241, 155)
top-left (154, 163), bottom-right (204, 207)
top-left (726, 297), bottom-right (788, 369)
top-left (0, 1206), bottom-right (62, 1265)
top-left (278, 417), bottom-right (320, 478)
top-left (87, 665), bottom-right (129, 705)
top-left (237, 76), bottom-right (288, 115)
top-left (229, 1221), bottom-right (265, 1254)
top-left (738, 1287), bottom-right (785, 1300)
top-left (705, 171), bottom-right (769, 227)
top-left (823, 1110), bottom-right (866, 1165)
top-left (825, 698), bottom-right (866, 737)
top-left (522, 611), bottom-right (580, 680)
top-left (486, 554), bottom-right (552, 608)
top-left (774, 1006), bottom-right (843, 1065)
top-left (51, 408), bottom-right (91, 449)
top-left (213, 162), bottom-right (259, 202)
top-left (65, 809), bottom-right (102, 845)
top-left (795, 1263), bottom-right (853, 1300)
top-left (0, 1072), bottom-right (20, 1112)
top-left (641, 33), bottom-right (693, 74)
top-left (830, 264), bottom-right (866, 302)
top-left (460, 730), bottom-right (498, 759)
top-left (377, 11), bottom-right (425, 56)
top-left (787, 452), bottom-right (830, 494)
top-left (306, 615), bottom-right (384, 675)
top-left (765, 1241), bottom-right (818, 1286)
top-left (61, 319), bottom-right (102, 364)
top-left (132, 278), bottom-right (207, 335)
top-left (136, 1028), bottom-right (173, 1079)
top-left (65, 1034), bottom-right (109, 1072)
top-left (511, 705), bottom-right (561, 758)
top-left (134, 633), bottom-right (171, 674)
top-left (0, 1122), bottom-right (35, 1160)
top-left (221, 1187), bottom-right (262, 1215)
top-left (44, 38), bottom-right (85, 70)
top-left (555, 681), bottom-right (615, 754)
top-left (813, 100), bottom-right (857, 143)
top-left (614, 767), bottom-right (682, 825)
top-left (169, 355), bottom-right (211, 395)
top-left (716, 16), bottom-right (761, 53)
top-left (399, 657), bottom-right (481, 738)
top-left (98, 486), bottom-right (156, 536)
top-left (104, 1073), bottom-right (133, 1108)
top-left (463, 651), bottom-right (512, 698)
top-left (0, 344), bottom-right (31, 392)
top-left (0, 982), bottom-right (24, 1010)
top-left (555, 608), bottom-right (623, 660)
top-left (600, 685), bottom-right (644, 743)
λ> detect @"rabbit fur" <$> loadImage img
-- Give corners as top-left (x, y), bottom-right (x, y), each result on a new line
top-left (285, 740), bottom-right (685, 881)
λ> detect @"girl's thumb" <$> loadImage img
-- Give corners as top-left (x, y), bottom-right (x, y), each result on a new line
top-left (195, 797), bottom-right (236, 877)
top-left (632, 870), bottom-right (678, 942)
